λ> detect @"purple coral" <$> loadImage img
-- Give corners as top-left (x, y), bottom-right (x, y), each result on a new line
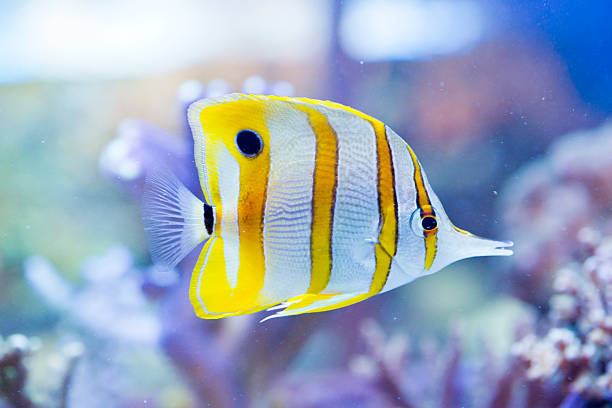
top-left (502, 122), bottom-right (612, 305)
top-left (0, 335), bottom-right (37, 408)
top-left (98, 76), bottom-right (295, 198)
top-left (99, 78), bottom-right (339, 407)
top-left (24, 246), bottom-right (161, 345)
top-left (512, 230), bottom-right (612, 405)
top-left (92, 80), bottom-right (612, 407)
top-left (0, 334), bottom-right (82, 408)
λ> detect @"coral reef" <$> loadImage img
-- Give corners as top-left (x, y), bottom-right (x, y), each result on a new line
top-left (96, 79), bottom-right (612, 407)
top-left (3, 2), bottom-right (611, 406)
top-left (271, 228), bottom-right (612, 408)
top-left (270, 319), bottom-right (524, 408)
top-left (97, 78), bottom-right (341, 407)
top-left (24, 247), bottom-right (160, 345)
top-left (502, 122), bottom-right (612, 305)
top-left (0, 335), bottom-right (37, 408)
top-left (512, 229), bottom-right (612, 406)
top-left (24, 246), bottom-right (180, 407)
top-left (0, 334), bottom-right (81, 408)
top-left (17, 78), bottom-right (611, 407)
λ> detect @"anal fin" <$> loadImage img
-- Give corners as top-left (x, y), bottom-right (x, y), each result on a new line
top-left (261, 292), bottom-right (371, 321)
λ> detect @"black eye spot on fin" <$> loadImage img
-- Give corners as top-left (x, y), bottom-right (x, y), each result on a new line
top-left (235, 130), bottom-right (263, 157)
top-left (203, 203), bottom-right (214, 235)
top-left (421, 216), bottom-right (437, 231)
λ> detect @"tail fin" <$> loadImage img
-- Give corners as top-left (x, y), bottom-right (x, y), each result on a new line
top-left (142, 168), bottom-right (211, 268)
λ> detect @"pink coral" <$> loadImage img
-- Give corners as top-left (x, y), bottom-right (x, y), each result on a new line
top-left (502, 122), bottom-right (612, 305)
top-left (512, 231), bottom-right (612, 403)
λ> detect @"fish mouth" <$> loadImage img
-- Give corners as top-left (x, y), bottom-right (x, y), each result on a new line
top-left (488, 239), bottom-right (514, 256)
top-left (467, 235), bottom-right (514, 257)
top-left (450, 223), bottom-right (513, 257)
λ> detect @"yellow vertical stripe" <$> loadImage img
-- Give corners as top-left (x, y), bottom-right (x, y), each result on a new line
top-left (370, 122), bottom-right (398, 294)
top-left (277, 97), bottom-right (398, 299)
top-left (406, 146), bottom-right (431, 210)
top-left (195, 98), bottom-right (270, 312)
top-left (289, 97), bottom-right (399, 295)
top-left (235, 133), bottom-right (269, 308)
top-left (293, 105), bottom-right (338, 294)
top-left (282, 123), bottom-right (400, 313)
top-left (406, 145), bottom-right (438, 270)
top-left (294, 98), bottom-right (399, 294)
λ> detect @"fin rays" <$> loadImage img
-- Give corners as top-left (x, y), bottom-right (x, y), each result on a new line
top-left (142, 168), bottom-right (209, 268)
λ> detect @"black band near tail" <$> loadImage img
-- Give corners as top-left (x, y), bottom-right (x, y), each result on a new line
top-left (203, 204), bottom-right (214, 235)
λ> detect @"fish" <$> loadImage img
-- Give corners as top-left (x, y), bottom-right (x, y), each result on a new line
top-left (142, 94), bottom-right (513, 320)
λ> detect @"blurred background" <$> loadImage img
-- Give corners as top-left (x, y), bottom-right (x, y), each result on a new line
top-left (1, 1), bottom-right (612, 407)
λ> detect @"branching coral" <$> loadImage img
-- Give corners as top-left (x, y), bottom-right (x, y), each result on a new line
top-left (512, 230), bottom-right (612, 406)
top-left (0, 335), bottom-right (82, 408)
top-left (96, 78), bottom-right (339, 407)
top-left (502, 122), bottom-right (612, 305)
top-left (0, 335), bottom-right (37, 408)
top-left (268, 318), bottom-right (531, 408)
top-left (18, 78), bottom-right (606, 407)
top-left (24, 247), bottom-right (161, 345)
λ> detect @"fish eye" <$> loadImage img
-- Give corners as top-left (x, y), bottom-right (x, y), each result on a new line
top-left (410, 208), bottom-right (439, 237)
top-left (421, 216), bottom-right (437, 231)
top-left (235, 129), bottom-right (263, 157)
